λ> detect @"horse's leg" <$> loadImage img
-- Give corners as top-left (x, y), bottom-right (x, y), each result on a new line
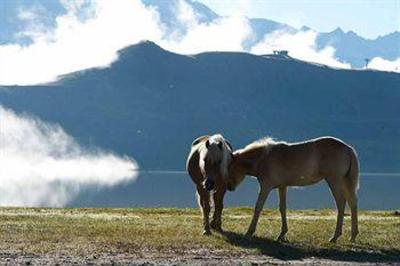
top-left (326, 178), bottom-right (346, 243)
top-left (211, 186), bottom-right (226, 232)
top-left (245, 183), bottom-right (272, 239)
top-left (277, 186), bottom-right (288, 242)
top-left (197, 185), bottom-right (211, 235)
top-left (344, 188), bottom-right (359, 242)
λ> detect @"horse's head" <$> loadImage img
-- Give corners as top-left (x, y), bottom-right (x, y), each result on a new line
top-left (226, 151), bottom-right (248, 191)
top-left (199, 134), bottom-right (233, 192)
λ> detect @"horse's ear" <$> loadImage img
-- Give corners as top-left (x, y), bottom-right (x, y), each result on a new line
top-left (225, 140), bottom-right (233, 151)
top-left (205, 139), bottom-right (210, 148)
top-left (231, 151), bottom-right (239, 161)
top-left (192, 135), bottom-right (210, 146)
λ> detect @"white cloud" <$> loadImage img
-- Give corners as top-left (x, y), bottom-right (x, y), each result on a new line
top-left (0, 106), bottom-right (138, 207)
top-left (163, 17), bottom-right (251, 54)
top-left (18, 8), bottom-right (42, 21)
top-left (251, 30), bottom-right (351, 69)
top-left (0, 0), bottom-right (163, 85)
top-left (15, 4), bottom-right (53, 42)
top-left (368, 57), bottom-right (400, 73)
top-left (2, 0), bottom-right (396, 86)
top-left (158, 0), bottom-right (252, 54)
top-left (0, 0), bottom-right (253, 85)
top-left (175, 0), bottom-right (199, 27)
top-left (59, 0), bottom-right (90, 14)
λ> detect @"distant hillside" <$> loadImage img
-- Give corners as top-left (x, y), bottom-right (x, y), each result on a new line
top-left (143, 0), bottom-right (400, 68)
top-left (316, 27), bottom-right (400, 68)
top-left (1, 41), bottom-right (399, 173)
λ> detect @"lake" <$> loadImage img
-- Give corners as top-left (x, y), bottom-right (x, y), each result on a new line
top-left (71, 172), bottom-right (399, 210)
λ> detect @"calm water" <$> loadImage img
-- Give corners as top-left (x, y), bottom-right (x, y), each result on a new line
top-left (72, 172), bottom-right (399, 210)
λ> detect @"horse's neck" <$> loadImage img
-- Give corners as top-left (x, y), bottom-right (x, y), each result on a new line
top-left (237, 146), bottom-right (266, 176)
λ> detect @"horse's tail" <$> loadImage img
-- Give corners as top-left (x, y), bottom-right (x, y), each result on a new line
top-left (345, 147), bottom-right (360, 193)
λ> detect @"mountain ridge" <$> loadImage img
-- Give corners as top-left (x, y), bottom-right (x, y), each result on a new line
top-left (57, 40), bottom-right (397, 85)
top-left (0, 40), bottom-right (399, 174)
top-left (142, 0), bottom-right (400, 68)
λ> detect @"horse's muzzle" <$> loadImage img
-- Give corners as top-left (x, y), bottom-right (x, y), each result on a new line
top-left (227, 184), bottom-right (235, 191)
top-left (204, 178), bottom-right (215, 191)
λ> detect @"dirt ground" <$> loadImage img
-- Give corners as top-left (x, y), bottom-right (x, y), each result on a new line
top-left (0, 251), bottom-right (398, 265)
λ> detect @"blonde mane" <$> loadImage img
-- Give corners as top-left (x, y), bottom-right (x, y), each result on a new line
top-left (243, 137), bottom-right (283, 152)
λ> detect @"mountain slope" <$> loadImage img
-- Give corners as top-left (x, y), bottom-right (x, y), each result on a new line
top-left (0, 41), bottom-right (399, 173)
top-left (316, 28), bottom-right (400, 68)
top-left (143, 0), bottom-right (400, 68)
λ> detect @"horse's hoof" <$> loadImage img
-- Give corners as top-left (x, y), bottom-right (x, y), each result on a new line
top-left (211, 224), bottom-right (223, 233)
top-left (214, 227), bottom-right (223, 233)
top-left (202, 230), bottom-right (212, 236)
top-left (244, 233), bottom-right (253, 240)
top-left (350, 231), bottom-right (358, 242)
top-left (244, 229), bottom-right (255, 240)
top-left (329, 237), bottom-right (338, 243)
top-left (277, 235), bottom-right (287, 242)
top-left (210, 222), bottom-right (222, 231)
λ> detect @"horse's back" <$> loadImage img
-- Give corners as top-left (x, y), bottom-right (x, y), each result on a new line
top-left (313, 136), bottom-right (349, 146)
top-left (313, 137), bottom-right (357, 178)
top-left (266, 137), bottom-right (357, 184)
top-left (313, 136), bottom-right (354, 157)
top-left (267, 142), bottom-right (317, 181)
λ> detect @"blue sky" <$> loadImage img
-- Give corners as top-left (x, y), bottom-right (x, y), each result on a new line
top-left (198, 0), bottom-right (400, 39)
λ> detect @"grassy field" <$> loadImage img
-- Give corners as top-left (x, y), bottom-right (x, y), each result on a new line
top-left (0, 207), bottom-right (399, 264)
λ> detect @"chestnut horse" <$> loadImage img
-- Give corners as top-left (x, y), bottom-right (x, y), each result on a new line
top-left (186, 134), bottom-right (233, 235)
top-left (226, 136), bottom-right (359, 243)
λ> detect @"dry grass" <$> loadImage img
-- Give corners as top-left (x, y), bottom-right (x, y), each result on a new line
top-left (0, 207), bottom-right (399, 263)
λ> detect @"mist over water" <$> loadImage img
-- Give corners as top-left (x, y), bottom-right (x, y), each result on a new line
top-left (0, 104), bottom-right (397, 209)
top-left (0, 106), bottom-right (138, 207)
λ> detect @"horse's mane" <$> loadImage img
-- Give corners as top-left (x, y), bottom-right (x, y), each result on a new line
top-left (243, 137), bottom-right (284, 152)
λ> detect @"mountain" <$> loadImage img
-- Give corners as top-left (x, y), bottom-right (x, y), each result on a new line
top-left (143, 0), bottom-right (400, 68)
top-left (142, 0), bottom-right (218, 38)
top-left (143, 0), bottom-right (295, 49)
top-left (1, 41), bottom-right (399, 174)
top-left (316, 27), bottom-right (400, 68)
top-left (1, 0), bottom-right (397, 69)
top-left (244, 18), bottom-right (296, 49)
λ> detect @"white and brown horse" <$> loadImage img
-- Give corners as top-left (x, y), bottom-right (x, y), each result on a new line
top-left (186, 134), bottom-right (233, 235)
top-left (226, 136), bottom-right (359, 242)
